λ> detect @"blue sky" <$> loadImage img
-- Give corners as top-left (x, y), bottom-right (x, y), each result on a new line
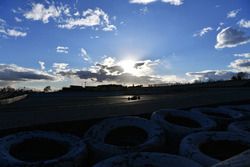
top-left (0, 0), bottom-right (250, 89)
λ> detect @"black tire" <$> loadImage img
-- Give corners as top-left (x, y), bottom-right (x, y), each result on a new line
top-left (228, 120), bottom-right (250, 137)
top-left (0, 131), bottom-right (87, 167)
top-left (212, 149), bottom-right (250, 167)
top-left (84, 116), bottom-right (165, 163)
top-left (191, 107), bottom-right (243, 130)
top-left (180, 131), bottom-right (250, 167)
top-left (93, 152), bottom-right (202, 167)
top-left (151, 109), bottom-right (216, 153)
top-left (218, 105), bottom-right (250, 119)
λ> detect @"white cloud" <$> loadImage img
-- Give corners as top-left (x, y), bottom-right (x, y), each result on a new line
top-left (5, 29), bottom-right (27, 37)
top-left (129, 0), bottom-right (183, 5)
top-left (24, 3), bottom-right (61, 23)
top-left (56, 46), bottom-right (69, 54)
top-left (79, 48), bottom-right (90, 61)
top-left (216, 22), bottom-right (224, 31)
top-left (234, 53), bottom-right (250, 58)
top-left (227, 9), bottom-right (240, 18)
top-left (21, 3), bottom-right (117, 32)
top-left (14, 17), bottom-right (22, 22)
top-left (229, 59), bottom-right (250, 72)
top-left (90, 35), bottom-right (100, 39)
top-left (161, 0), bottom-right (183, 6)
top-left (52, 63), bottom-right (69, 73)
top-left (139, 7), bottom-right (149, 15)
top-left (193, 27), bottom-right (213, 37)
top-left (0, 18), bottom-right (27, 38)
top-left (58, 8), bottom-right (116, 31)
top-left (238, 19), bottom-right (250, 28)
top-left (215, 27), bottom-right (250, 49)
top-left (38, 61), bottom-right (45, 70)
top-left (129, 0), bottom-right (157, 4)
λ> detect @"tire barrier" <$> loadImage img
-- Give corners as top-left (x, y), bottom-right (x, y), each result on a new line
top-left (84, 116), bottom-right (165, 163)
top-left (93, 152), bottom-right (202, 167)
top-left (191, 107), bottom-right (243, 130)
top-left (219, 105), bottom-right (250, 119)
top-left (212, 149), bottom-right (250, 167)
top-left (151, 109), bottom-right (216, 153)
top-left (180, 131), bottom-right (250, 167)
top-left (0, 131), bottom-right (87, 167)
top-left (228, 120), bottom-right (250, 137)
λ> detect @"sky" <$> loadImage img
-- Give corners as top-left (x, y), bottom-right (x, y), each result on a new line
top-left (0, 0), bottom-right (250, 89)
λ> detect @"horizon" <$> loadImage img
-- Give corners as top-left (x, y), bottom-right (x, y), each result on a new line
top-left (1, 0), bottom-right (250, 90)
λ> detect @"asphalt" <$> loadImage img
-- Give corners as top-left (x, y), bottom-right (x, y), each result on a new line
top-left (0, 87), bottom-right (250, 130)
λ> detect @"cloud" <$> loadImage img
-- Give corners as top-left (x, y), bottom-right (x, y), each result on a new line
top-left (186, 70), bottom-right (237, 82)
top-left (234, 53), bottom-right (250, 58)
top-left (58, 8), bottom-right (116, 31)
top-left (193, 27), bottom-right (213, 37)
top-left (22, 3), bottom-right (116, 32)
top-left (161, 0), bottom-right (183, 6)
top-left (215, 27), bottom-right (250, 49)
top-left (52, 63), bottom-right (69, 73)
top-left (24, 3), bottom-right (61, 23)
top-left (227, 9), bottom-right (240, 18)
top-left (129, 0), bottom-right (183, 5)
top-left (4, 29), bottom-right (27, 37)
top-left (90, 35), bottom-right (100, 39)
top-left (14, 17), bottom-right (22, 22)
top-left (216, 22), bottom-right (224, 32)
top-left (56, 57), bottom-right (180, 85)
top-left (79, 48), bottom-right (90, 61)
top-left (187, 59), bottom-right (250, 82)
top-left (56, 46), bottom-right (69, 54)
top-left (129, 0), bottom-right (157, 4)
top-left (0, 64), bottom-right (55, 82)
top-left (0, 18), bottom-right (27, 38)
top-left (38, 61), bottom-right (45, 70)
top-left (60, 69), bottom-right (176, 85)
top-left (238, 19), bottom-right (250, 28)
top-left (139, 7), bottom-right (149, 15)
top-left (229, 59), bottom-right (250, 72)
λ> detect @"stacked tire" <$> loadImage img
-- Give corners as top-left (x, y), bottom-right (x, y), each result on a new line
top-left (0, 131), bottom-right (87, 167)
top-left (191, 107), bottom-right (244, 130)
top-left (228, 120), bottom-right (250, 136)
top-left (179, 131), bottom-right (250, 167)
top-left (84, 116), bottom-right (166, 163)
top-left (93, 152), bottom-right (202, 167)
top-left (151, 109), bottom-right (216, 153)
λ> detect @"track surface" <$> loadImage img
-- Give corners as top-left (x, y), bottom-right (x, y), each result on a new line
top-left (0, 88), bottom-right (250, 130)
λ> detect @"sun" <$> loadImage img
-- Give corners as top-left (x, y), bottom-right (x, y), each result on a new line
top-left (119, 59), bottom-right (137, 74)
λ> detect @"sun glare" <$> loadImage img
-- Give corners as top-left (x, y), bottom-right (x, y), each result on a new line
top-left (119, 59), bottom-right (137, 74)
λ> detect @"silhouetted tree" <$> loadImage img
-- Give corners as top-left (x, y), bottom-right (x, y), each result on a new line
top-left (44, 86), bottom-right (51, 92)
top-left (232, 72), bottom-right (247, 81)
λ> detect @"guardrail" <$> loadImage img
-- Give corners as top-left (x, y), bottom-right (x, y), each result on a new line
top-left (0, 94), bottom-right (28, 105)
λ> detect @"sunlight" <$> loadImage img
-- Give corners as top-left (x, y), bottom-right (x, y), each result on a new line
top-left (119, 59), bottom-right (137, 74)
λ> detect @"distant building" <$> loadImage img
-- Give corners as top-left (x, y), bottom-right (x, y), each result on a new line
top-left (62, 85), bottom-right (84, 91)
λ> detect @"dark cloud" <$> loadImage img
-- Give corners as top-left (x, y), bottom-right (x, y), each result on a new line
top-left (134, 62), bottom-right (145, 69)
top-left (96, 63), bottom-right (124, 74)
top-left (106, 65), bottom-right (124, 74)
top-left (186, 70), bottom-right (237, 82)
top-left (215, 27), bottom-right (250, 49)
top-left (59, 69), bottom-right (164, 84)
top-left (0, 64), bottom-right (55, 82)
top-left (229, 59), bottom-right (250, 72)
